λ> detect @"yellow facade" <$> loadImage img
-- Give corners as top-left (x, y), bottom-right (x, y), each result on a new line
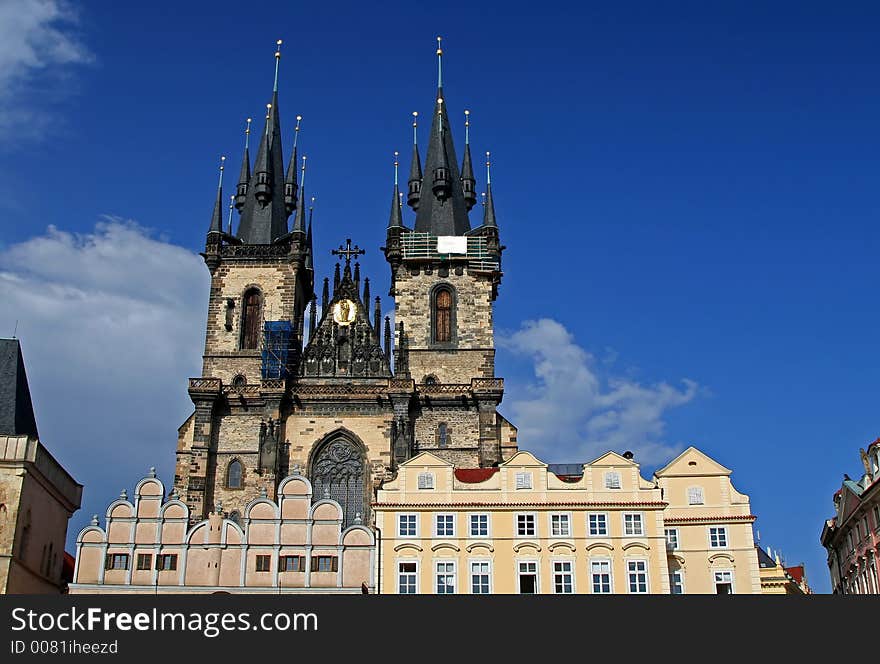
top-left (374, 447), bottom-right (762, 594)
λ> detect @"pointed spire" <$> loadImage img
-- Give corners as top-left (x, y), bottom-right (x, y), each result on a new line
top-left (436, 36), bottom-right (443, 89)
top-left (353, 262), bottom-right (361, 294)
top-left (322, 277), bottom-right (330, 312)
top-left (273, 39), bottom-right (282, 92)
top-left (431, 98), bottom-right (451, 200)
top-left (461, 110), bottom-right (477, 211)
top-left (333, 263), bottom-right (341, 292)
top-left (253, 103), bottom-right (274, 205)
top-left (374, 297), bottom-right (381, 334)
top-left (483, 151), bottom-right (497, 228)
top-left (208, 156), bottom-right (226, 234)
top-left (305, 197), bottom-right (315, 270)
top-left (389, 151), bottom-right (403, 228)
top-left (384, 316), bottom-right (392, 362)
top-left (235, 118), bottom-right (252, 211)
top-left (309, 295), bottom-right (317, 338)
top-left (407, 112), bottom-right (422, 210)
top-left (284, 115), bottom-right (302, 216)
top-left (292, 155), bottom-right (308, 233)
top-left (227, 194), bottom-right (235, 234)
top-left (363, 278), bottom-right (371, 324)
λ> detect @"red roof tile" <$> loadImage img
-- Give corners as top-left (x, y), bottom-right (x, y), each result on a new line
top-left (454, 468), bottom-right (499, 483)
top-left (785, 565), bottom-right (805, 584)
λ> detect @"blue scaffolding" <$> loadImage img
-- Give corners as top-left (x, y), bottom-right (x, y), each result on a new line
top-left (261, 321), bottom-right (293, 379)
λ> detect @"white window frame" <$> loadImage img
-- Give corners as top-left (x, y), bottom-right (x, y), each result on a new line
top-left (434, 513), bottom-right (455, 538)
top-left (626, 559), bottom-right (649, 594)
top-left (713, 569), bottom-right (735, 594)
top-left (398, 513), bottom-right (418, 538)
top-left (590, 558), bottom-right (613, 594)
top-left (588, 512), bottom-right (609, 537)
top-left (670, 568), bottom-right (685, 594)
top-left (665, 528), bottom-right (679, 549)
top-left (687, 486), bottom-right (704, 505)
top-left (469, 559), bottom-right (492, 595)
top-left (417, 472), bottom-right (435, 490)
top-left (550, 512), bottom-right (572, 538)
top-left (468, 513), bottom-right (490, 538)
top-left (708, 526), bottom-right (728, 549)
top-left (434, 560), bottom-right (456, 594)
top-left (604, 471), bottom-right (621, 489)
top-left (552, 559), bottom-right (575, 594)
top-left (517, 559), bottom-right (540, 594)
top-left (397, 560), bottom-right (419, 594)
top-left (515, 512), bottom-right (537, 538)
top-left (623, 512), bottom-right (644, 536)
top-left (515, 471), bottom-right (533, 489)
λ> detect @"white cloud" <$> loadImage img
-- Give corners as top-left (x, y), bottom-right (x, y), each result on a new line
top-left (498, 318), bottom-right (699, 466)
top-left (0, 0), bottom-right (93, 137)
top-left (0, 220), bottom-right (208, 535)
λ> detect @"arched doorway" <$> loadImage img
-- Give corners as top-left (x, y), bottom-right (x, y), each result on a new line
top-left (309, 434), bottom-right (367, 528)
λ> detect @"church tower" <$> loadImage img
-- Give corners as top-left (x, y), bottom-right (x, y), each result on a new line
top-left (175, 39), bottom-right (517, 529)
top-left (383, 38), bottom-right (512, 468)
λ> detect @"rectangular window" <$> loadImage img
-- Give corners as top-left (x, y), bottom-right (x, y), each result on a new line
top-left (157, 554), bottom-right (177, 571)
top-left (709, 527), bottom-right (728, 548)
top-left (398, 562), bottom-right (417, 594)
top-left (588, 513), bottom-right (608, 536)
top-left (687, 486), bottom-right (704, 505)
top-left (255, 555), bottom-right (271, 572)
top-left (665, 528), bottom-right (679, 549)
top-left (604, 471), bottom-right (621, 489)
top-left (550, 513), bottom-right (571, 537)
top-left (714, 570), bottom-right (734, 594)
top-left (624, 513), bottom-right (644, 536)
top-left (280, 555), bottom-right (304, 572)
top-left (136, 553), bottom-right (152, 571)
top-left (553, 561), bottom-right (574, 594)
top-left (417, 472), bottom-right (435, 489)
top-left (515, 472), bottom-right (533, 489)
top-left (435, 514), bottom-right (455, 537)
top-left (471, 561), bottom-right (491, 594)
top-left (627, 560), bottom-right (648, 594)
top-left (106, 553), bottom-right (129, 570)
top-left (873, 505), bottom-right (880, 531)
top-left (437, 423), bottom-right (448, 448)
top-left (469, 514), bottom-right (489, 537)
top-left (516, 513), bottom-right (536, 537)
top-left (435, 561), bottom-right (455, 594)
top-left (398, 514), bottom-right (417, 537)
top-left (670, 569), bottom-right (685, 594)
top-left (591, 559), bottom-right (612, 594)
top-left (311, 556), bottom-right (338, 572)
top-left (518, 561), bottom-right (538, 594)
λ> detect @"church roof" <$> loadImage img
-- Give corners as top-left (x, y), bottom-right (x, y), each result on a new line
top-left (0, 338), bottom-right (39, 438)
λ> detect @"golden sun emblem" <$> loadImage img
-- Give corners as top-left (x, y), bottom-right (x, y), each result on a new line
top-left (332, 299), bottom-right (357, 326)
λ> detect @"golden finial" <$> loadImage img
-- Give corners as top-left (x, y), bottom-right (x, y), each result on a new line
top-left (481, 192), bottom-right (486, 207)
top-left (394, 150), bottom-right (399, 186)
top-left (310, 195), bottom-right (315, 212)
top-left (293, 115), bottom-right (302, 149)
top-left (486, 151), bottom-right (491, 185)
top-left (273, 39), bottom-right (282, 91)
top-left (218, 155), bottom-right (226, 187)
top-left (412, 111), bottom-right (418, 144)
top-left (244, 117), bottom-right (252, 150)
top-left (300, 155), bottom-right (307, 188)
top-left (464, 109), bottom-right (470, 145)
top-left (436, 36), bottom-right (443, 88)
top-left (227, 194), bottom-right (235, 234)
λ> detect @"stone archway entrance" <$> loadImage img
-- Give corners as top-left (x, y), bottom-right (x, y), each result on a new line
top-left (309, 436), bottom-right (368, 528)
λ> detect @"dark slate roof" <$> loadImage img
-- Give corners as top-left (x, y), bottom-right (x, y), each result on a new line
top-left (548, 463), bottom-right (584, 477)
top-left (0, 339), bottom-right (39, 438)
top-left (756, 545), bottom-right (777, 569)
top-left (413, 87), bottom-right (472, 236)
top-left (236, 90), bottom-right (289, 244)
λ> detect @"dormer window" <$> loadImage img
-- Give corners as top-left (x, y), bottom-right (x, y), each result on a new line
top-left (515, 472), bottom-right (532, 489)
top-left (687, 486), bottom-right (704, 505)
top-left (604, 471), bottom-right (621, 489)
top-left (418, 472), bottom-right (435, 490)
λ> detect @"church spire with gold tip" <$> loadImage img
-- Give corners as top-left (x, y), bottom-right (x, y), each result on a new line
top-left (292, 156), bottom-right (308, 234)
top-left (407, 111), bottom-right (422, 210)
top-left (234, 118), bottom-right (251, 211)
top-left (461, 109), bottom-right (477, 211)
top-left (284, 115), bottom-right (302, 216)
top-left (388, 151), bottom-right (403, 228)
top-left (208, 155), bottom-right (226, 235)
top-left (482, 151), bottom-right (497, 228)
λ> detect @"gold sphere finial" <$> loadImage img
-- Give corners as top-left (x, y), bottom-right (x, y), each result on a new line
top-left (296, 114), bottom-right (302, 122)
top-left (436, 36), bottom-right (442, 55)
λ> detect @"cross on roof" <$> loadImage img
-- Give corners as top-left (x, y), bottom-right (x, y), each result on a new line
top-left (331, 238), bottom-right (365, 264)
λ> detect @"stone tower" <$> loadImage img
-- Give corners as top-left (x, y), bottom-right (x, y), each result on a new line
top-left (175, 40), bottom-right (517, 528)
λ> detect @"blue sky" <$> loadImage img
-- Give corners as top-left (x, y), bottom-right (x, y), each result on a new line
top-left (2, 0), bottom-right (879, 593)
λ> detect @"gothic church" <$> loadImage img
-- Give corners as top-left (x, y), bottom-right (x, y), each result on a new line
top-left (173, 41), bottom-right (518, 529)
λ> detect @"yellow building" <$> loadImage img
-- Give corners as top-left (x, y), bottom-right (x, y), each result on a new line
top-left (374, 447), bottom-right (762, 594)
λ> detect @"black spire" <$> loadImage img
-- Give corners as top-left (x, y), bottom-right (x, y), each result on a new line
top-left (461, 110), bottom-right (477, 211)
top-left (407, 113), bottom-right (422, 210)
top-left (383, 316), bottom-right (392, 363)
top-left (322, 277), bottom-right (330, 312)
top-left (374, 297), bottom-right (381, 333)
top-left (291, 156), bottom-right (307, 234)
top-left (483, 151), bottom-right (497, 228)
top-left (284, 115), bottom-right (302, 217)
top-left (309, 295), bottom-right (317, 338)
top-left (236, 41), bottom-right (288, 244)
top-left (304, 199), bottom-right (315, 271)
top-left (208, 156), bottom-right (226, 235)
top-left (413, 39), bottom-right (471, 236)
top-left (333, 263), bottom-right (341, 292)
top-left (234, 119), bottom-right (251, 211)
top-left (362, 278), bottom-right (371, 325)
top-left (0, 339), bottom-right (39, 439)
top-left (389, 151), bottom-right (404, 228)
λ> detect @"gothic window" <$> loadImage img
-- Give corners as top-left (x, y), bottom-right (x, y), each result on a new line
top-left (231, 374), bottom-right (247, 390)
top-left (241, 288), bottom-right (263, 350)
top-left (433, 287), bottom-right (453, 343)
top-left (227, 460), bottom-right (243, 489)
top-left (310, 436), bottom-right (366, 529)
top-left (437, 423), bottom-right (448, 448)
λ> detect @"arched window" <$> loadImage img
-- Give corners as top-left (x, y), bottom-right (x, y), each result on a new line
top-left (227, 460), bottom-right (243, 489)
top-left (433, 287), bottom-right (453, 343)
top-left (310, 436), bottom-right (366, 528)
top-left (229, 510), bottom-right (241, 525)
top-left (241, 288), bottom-right (263, 350)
